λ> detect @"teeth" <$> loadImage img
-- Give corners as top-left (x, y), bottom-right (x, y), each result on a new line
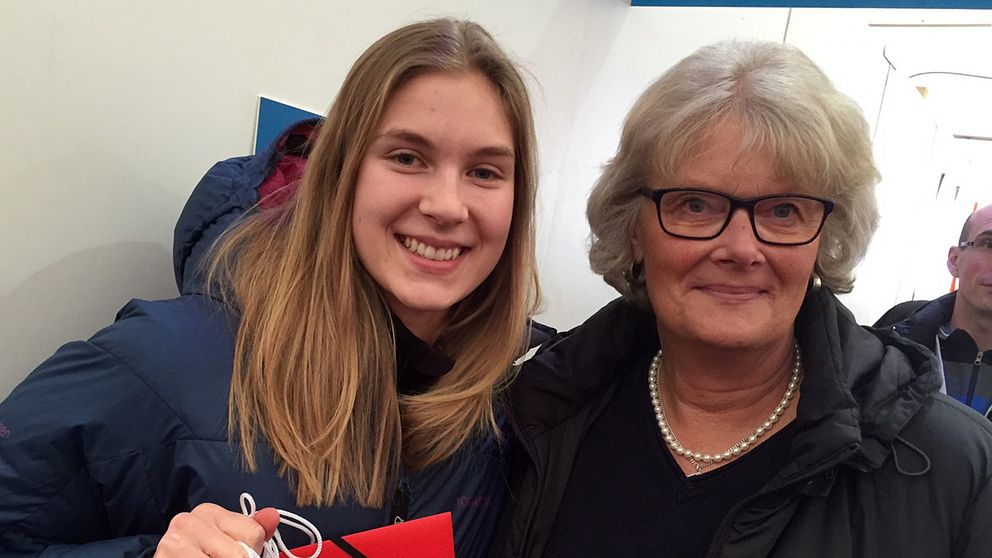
top-left (403, 237), bottom-right (462, 261)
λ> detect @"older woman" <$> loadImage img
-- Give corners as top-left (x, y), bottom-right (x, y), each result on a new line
top-left (492, 40), bottom-right (992, 557)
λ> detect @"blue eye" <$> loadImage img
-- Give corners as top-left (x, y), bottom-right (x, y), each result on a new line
top-left (685, 198), bottom-right (708, 213)
top-left (472, 168), bottom-right (498, 180)
top-left (393, 153), bottom-right (418, 166)
top-left (771, 204), bottom-right (795, 219)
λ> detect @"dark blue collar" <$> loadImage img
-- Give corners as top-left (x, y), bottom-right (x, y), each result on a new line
top-left (393, 318), bottom-right (454, 395)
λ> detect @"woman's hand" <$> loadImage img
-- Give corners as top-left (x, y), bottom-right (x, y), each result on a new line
top-left (154, 503), bottom-right (280, 558)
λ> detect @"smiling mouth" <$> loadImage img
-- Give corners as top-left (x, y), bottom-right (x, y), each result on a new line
top-left (400, 236), bottom-right (464, 262)
top-left (698, 285), bottom-right (766, 300)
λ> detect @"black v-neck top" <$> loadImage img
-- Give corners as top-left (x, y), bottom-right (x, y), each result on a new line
top-left (543, 348), bottom-right (798, 557)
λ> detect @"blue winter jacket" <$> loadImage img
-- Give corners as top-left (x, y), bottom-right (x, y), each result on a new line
top-left (0, 121), bottom-right (509, 557)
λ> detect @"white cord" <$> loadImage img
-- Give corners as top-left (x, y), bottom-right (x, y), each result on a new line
top-left (238, 493), bottom-right (324, 558)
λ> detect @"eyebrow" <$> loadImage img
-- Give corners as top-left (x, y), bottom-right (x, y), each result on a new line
top-left (376, 128), bottom-right (514, 159)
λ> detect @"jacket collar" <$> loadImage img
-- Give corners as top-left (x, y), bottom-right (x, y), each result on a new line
top-left (784, 288), bottom-right (941, 477)
top-left (393, 317), bottom-right (454, 396)
top-left (509, 298), bottom-right (657, 435)
top-left (893, 292), bottom-right (957, 349)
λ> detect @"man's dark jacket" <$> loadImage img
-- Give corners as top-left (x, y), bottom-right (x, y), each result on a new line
top-left (491, 289), bottom-right (992, 557)
top-left (876, 292), bottom-right (992, 418)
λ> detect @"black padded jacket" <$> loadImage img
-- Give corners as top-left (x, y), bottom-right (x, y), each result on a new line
top-left (491, 289), bottom-right (992, 557)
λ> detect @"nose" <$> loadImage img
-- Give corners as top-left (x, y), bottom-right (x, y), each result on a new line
top-left (419, 169), bottom-right (469, 225)
top-left (713, 208), bottom-right (765, 265)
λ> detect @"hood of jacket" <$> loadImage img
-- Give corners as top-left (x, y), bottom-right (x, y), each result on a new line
top-left (887, 292), bottom-right (956, 350)
top-left (172, 118), bottom-right (320, 295)
top-left (509, 287), bottom-right (943, 478)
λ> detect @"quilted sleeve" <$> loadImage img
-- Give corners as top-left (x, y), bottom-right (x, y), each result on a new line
top-left (0, 339), bottom-right (188, 556)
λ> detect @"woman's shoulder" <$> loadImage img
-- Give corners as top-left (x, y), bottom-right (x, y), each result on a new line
top-left (86, 295), bottom-right (237, 431)
top-left (0, 296), bottom-right (242, 546)
top-left (88, 295), bottom-right (236, 382)
top-left (907, 394), bottom-right (992, 457)
top-left (4, 295), bottom-right (237, 444)
top-left (886, 393), bottom-right (992, 509)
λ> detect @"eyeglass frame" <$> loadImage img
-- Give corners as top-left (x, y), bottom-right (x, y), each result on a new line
top-left (958, 235), bottom-right (992, 252)
top-left (638, 187), bottom-right (836, 247)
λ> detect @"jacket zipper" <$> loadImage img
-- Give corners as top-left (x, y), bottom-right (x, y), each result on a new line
top-left (391, 479), bottom-right (410, 524)
top-left (703, 446), bottom-right (857, 558)
top-left (506, 403), bottom-right (544, 558)
top-left (966, 351), bottom-right (983, 406)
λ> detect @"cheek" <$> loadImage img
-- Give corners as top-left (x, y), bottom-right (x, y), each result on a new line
top-left (964, 259), bottom-right (988, 278)
top-left (642, 233), bottom-right (694, 280)
top-left (350, 192), bottom-right (373, 248)
top-left (479, 190), bottom-right (515, 242)
top-left (636, 207), bottom-right (692, 271)
top-left (779, 247), bottom-right (819, 293)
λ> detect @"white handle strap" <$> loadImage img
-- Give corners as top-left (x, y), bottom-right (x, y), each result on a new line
top-left (238, 492), bottom-right (324, 558)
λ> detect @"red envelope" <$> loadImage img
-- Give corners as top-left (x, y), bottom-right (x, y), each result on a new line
top-left (279, 512), bottom-right (455, 558)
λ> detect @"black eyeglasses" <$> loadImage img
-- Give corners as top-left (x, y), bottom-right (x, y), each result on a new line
top-left (639, 187), bottom-right (835, 246)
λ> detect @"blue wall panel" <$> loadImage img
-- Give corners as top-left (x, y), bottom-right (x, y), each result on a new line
top-left (255, 97), bottom-right (321, 154)
top-left (631, 0), bottom-right (991, 7)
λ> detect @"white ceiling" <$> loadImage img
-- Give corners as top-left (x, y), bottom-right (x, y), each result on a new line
top-left (869, 13), bottom-right (992, 140)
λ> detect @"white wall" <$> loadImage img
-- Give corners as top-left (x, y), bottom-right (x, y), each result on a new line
top-left (2, 2), bottom-right (987, 397)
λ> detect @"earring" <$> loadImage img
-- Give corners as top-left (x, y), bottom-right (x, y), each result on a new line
top-left (625, 260), bottom-right (646, 286)
top-left (809, 273), bottom-right (822, 292)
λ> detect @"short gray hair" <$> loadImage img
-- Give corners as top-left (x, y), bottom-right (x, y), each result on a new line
top-left (587, 40), bottom-right (880, 305)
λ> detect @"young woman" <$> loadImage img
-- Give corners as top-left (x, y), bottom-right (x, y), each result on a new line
top-left (0, 18), bottom-right (540, 558)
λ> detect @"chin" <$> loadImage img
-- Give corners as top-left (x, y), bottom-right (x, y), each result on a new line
top-left (695, 334), bottom-right (763, 351)
top-left (690, 321), bottom-right (784, 351)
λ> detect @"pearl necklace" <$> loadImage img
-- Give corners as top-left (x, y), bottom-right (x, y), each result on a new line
top-left (648, 343), bottom-right (802, 476)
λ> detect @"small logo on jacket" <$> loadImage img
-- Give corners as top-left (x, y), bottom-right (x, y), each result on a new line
top-left (457, 495), bottom-right (492, 508)
top-left (0, 422), bottom-right (9, 439)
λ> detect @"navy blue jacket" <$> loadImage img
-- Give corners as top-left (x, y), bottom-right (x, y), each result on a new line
top-left (0, 121), bottom-right (508, 557)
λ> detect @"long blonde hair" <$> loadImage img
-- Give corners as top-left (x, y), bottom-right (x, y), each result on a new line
top-left (207, 19), bottom-right (540, 508)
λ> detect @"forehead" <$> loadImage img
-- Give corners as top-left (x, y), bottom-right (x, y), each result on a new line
top-left (380, 70), bottom-right (510, 129)
top-left (673, 126), bottom-right (800, 196)
top-left (966, 207), bottom-right (992, 239)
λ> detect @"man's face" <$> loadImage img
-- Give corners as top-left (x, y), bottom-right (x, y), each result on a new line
top-left (949, 205), bottom-right (992, 318)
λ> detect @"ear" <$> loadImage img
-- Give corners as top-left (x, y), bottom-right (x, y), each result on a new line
top-left (948, 246), bottom-right (961, 278)
top-left (631, 225), bottom-right (644, 264)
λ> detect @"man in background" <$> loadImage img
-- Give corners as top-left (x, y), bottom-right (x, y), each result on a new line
top-left (875, 203), bottom-right (992, 418)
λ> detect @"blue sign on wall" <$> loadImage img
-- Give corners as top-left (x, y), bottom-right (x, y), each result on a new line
top-left (255, 97), bottom-right (321, 154)
top-left (631, 0), bottom-right (991, 6)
